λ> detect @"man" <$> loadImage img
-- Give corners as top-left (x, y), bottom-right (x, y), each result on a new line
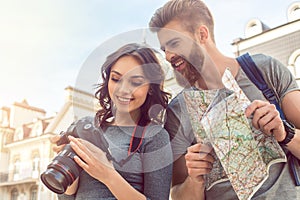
top-left (149, 0), bottom-right (300, 199)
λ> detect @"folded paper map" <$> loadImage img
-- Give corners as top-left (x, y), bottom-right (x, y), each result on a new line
top-left (183, 69), bottom-right (286, 200)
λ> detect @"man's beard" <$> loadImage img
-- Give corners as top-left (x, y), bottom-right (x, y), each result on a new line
top-left (174, 43), bottom-right (205, 88)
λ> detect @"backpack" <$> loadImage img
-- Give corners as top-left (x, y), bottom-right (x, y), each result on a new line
top-left (236, 53), bottom-right (300, 186)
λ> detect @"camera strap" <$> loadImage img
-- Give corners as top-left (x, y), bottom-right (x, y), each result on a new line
top-left (128, 124), bottom-right (147, 155)
top-left (117, 124), bottom-right (148, 167)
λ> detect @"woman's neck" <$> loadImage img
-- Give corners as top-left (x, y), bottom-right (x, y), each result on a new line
top-left (113, 111), bottom-right (141, 126)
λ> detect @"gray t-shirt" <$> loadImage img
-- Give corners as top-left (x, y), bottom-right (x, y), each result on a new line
top-left (165, 54), bottom-right (300, 199)
top-left (58, 123), bottom-right (173, 200)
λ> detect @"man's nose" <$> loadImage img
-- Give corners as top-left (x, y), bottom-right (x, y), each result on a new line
top-left (165, 50), bottom-right (176, 63)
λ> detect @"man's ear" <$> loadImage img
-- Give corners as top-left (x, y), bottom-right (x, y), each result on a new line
top-left (195, 25), bottom-right (209, 43)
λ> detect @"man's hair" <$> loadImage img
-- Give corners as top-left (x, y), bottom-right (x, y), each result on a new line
top-left (149, 0), bottom-right (215, 42)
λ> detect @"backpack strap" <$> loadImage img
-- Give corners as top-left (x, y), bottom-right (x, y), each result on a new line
top-left (236, 53), bottom-right (286, 120)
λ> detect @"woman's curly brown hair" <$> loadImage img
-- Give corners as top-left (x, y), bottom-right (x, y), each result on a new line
top-left (95, 43), bottom-right (171, 128)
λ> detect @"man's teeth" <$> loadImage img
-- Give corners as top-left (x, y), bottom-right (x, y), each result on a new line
top-left (174, 60), bottom-right (183, 67)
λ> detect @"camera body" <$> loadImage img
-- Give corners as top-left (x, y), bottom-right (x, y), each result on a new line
top-left (40, 117), bottom-right (109, 194)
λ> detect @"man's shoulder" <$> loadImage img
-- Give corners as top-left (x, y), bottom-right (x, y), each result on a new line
top-left (250, 53), bottom-right (273, 65)
top-left (168, 87), bottom-right (195, 108)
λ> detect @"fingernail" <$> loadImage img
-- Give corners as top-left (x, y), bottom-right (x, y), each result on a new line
top-left (68, 135), bottom-right (74, 140)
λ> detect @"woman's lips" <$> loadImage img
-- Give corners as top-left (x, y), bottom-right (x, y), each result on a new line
top-left (116, 96), bottom-right (133, 104)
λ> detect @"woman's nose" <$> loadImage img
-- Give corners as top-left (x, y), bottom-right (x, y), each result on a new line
top-left (117, 79), bottom-right (132, 94)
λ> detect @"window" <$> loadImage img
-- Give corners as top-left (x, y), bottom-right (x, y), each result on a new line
top-left (288, 2), bottom-right (300, 22)
top-left (11, 188), bottom-right (18, 200)
top-left (30, 122), bottom-right (43, 137)
top-left (32, 153), bottom-right (40, 178)
top-left (14, 127), bottom-right (23, 141)
top-left (13, 159), bottom-right (20, 180)
top-left (288, 50), bottom-right (300, 87)
top-left (295, 55), bottom-right (300, 86)
top-left (30, 186), bottom-right (38, 200)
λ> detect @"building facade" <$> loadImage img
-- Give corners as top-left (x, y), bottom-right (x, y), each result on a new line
top-left (232, 2), bottom-right (300, 86)
top-left (0, 86), bottom-right (96, 200)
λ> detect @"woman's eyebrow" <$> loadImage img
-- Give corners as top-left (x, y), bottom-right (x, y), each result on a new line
top-left (111, 70), bottom-right (145, 79)
top-left (111, 70), bottom-right (122, 76)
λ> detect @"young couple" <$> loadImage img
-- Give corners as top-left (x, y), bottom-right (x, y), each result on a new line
top-left (51, 0), bottom-right (300, 199)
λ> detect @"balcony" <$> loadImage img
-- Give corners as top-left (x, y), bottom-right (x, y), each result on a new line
top-left (0, 170), bottom-right (39, 186)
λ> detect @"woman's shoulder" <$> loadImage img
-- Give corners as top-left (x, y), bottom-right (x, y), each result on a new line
top-left (143, 123), bottom-right (170, 141)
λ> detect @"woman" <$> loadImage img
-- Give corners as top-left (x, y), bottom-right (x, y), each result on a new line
top-left (52, 43), bottom-right (173, 200)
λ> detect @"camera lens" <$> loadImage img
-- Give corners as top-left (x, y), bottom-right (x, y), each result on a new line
top-left (41, 168), bottom-right (69, 194)
top-left (40, 144), bottom-right (82, 194)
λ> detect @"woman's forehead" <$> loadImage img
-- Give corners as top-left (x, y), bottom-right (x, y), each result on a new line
top-left (111, 56), bottom-right (145, 77)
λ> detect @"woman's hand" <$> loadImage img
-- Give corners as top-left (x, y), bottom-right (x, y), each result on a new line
top-left (68, 136), bottom-right (115, 184)
top-left (50, 135), bottom-right (66, 153)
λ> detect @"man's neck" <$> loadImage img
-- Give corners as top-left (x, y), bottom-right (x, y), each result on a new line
top-left (194, 51), bottom-right (239, 90)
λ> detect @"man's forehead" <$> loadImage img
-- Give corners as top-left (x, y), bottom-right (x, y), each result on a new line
top-left (158, 28), bottom-right (184, 44)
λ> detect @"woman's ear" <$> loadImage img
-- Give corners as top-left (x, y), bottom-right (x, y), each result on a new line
top-left (148, 88), bottom-right (153, 95)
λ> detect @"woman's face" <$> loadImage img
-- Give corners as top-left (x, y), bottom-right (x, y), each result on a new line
top-left (108, 55), bottom-right (150, 116)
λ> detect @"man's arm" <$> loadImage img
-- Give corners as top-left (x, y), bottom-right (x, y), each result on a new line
top-left (281, 90), bottom-right (300, 159)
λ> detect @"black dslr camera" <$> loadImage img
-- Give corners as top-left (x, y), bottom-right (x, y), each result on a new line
top-left (40, 117), bottom-right (111, 194)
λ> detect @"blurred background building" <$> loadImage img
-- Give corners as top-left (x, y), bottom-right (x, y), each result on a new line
top-left (232, 2), bottom-right (300, 86)
top-left (0, 86), bottom-right (96, 200)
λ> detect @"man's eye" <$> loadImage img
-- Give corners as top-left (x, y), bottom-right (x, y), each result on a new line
top-left (170, 41), bottom-right (179, 48)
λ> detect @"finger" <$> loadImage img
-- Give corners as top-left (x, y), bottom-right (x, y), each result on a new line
top-left (252, 104), bottom-right (277, 131)
top-left (245, 100), bottom-right (268, 118)
top-left (73, 155), bottom-right (91, 172)
top-left (52, 144), bottom-right (65, 153)
top-left (79, 139), bottom-right (101, 153)
top-left (186, 159), bottom-right (213, 169)
top-left (199, 152), bottom-right (215, 163)
top-left (185, 151), bottom-right (215, 164)
top-left (50, 135), bottom-right (61, 143)
top-left (187, 143), bottom-right (213, 154)
top-left (258, 110), bottom-right (279, 134)
top-left (69, 138), bottom-right (93, 164)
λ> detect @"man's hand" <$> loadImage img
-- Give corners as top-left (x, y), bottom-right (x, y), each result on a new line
top-left (185, 143), bottom-right (215, 183)
top-left (245, 100), bottom-right (286, 142)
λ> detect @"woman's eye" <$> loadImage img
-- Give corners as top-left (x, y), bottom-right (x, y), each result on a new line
top-left (131, 81), bottom-right (143, 87)
top-left (111, 77), bottom-right (120, 82)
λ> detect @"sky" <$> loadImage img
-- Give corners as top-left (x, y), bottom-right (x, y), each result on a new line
top-left (0, 0), bottom-right (297, 115)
